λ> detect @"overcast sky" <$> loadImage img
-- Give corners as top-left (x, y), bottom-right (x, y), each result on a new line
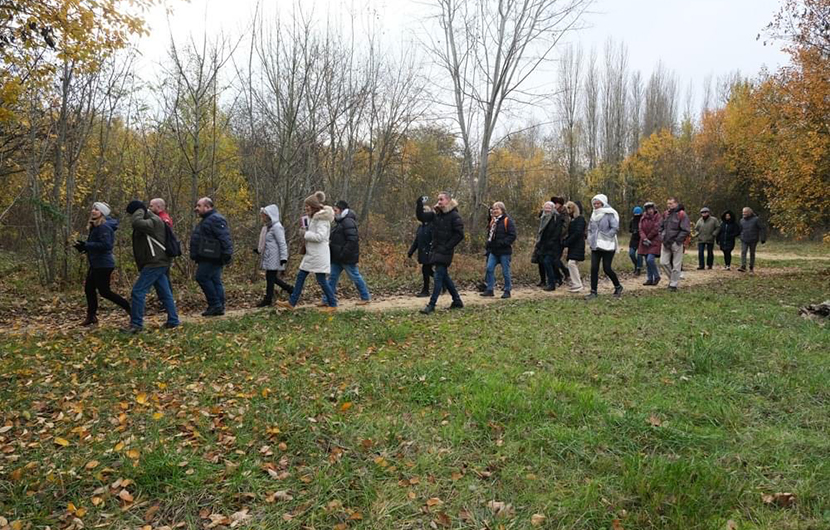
top-left (137, 0), bottom-right (789, 112)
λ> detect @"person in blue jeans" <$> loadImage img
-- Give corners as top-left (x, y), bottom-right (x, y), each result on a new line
top-left (481, 201), bottom-right (516, 299)
top-left (189, 197), bottom-right (233, 316)
top-left (323, 200), bottom-right (371, 306)
top-left (417, 193), bottom-right (465, 314)
top-left (124, 200), bottom-right (179, 333)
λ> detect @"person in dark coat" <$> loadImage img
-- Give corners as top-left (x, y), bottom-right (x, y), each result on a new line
top-left (628, 206), bottom-right (643, 275)
top-left (717, 210), bottom-right (741, 270)
top-left (551, 196), bottom-right (570, 283)
top-left (738, 207), bottom-right (766, 272)
top-left (535, 201), bottom-right (565, 291)
top-left (325, 200), bottom-right (371, 305)
top-left (408, 207), bottom-right (434, 297)
top-left (481, 201), bottom-right (517, 298)
top-left (189, 197), bottom-right (233, 316)
top-left (660, 197), bottom-right (690, 291)
top-left (417, 192), bottom-right (464, 314)
top-left (563, 201), bottom-right (586, 292)
top-left (637, 201), bottom-right (663, 285)
top-left (532, 207), bottom-right (547, 286)
top-left (74, 202), bottom-right (131, 326)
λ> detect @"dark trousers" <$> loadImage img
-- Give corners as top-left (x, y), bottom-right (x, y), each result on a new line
top-left (195, 261), bottom-right (226, 309)
top-left (741, 241), bottom-right (758, 269)
top-left (542, 254), bottom-right (560, 288)
top-left (429, 264), bottom-right (461, 306)
top-left (698, 242), bottom-right (715, 268)
top-left (722, 248), bottom-right (732, 267)
top-left (538, 262), bottom-right (546, 284)
top-left (85, 267), bottom-right (130, 318)
top-left (264, 270), bottom-right (293, 302)
top-left (421, 263), bottom-right (433, 292)
top-left (590, 250), bottom-right (621, 292)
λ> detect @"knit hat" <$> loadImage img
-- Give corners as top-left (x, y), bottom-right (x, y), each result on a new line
top-left (700, 206), bottom-right (711, 213)
top-left (633, 206), bottom-right (643, 215)
top-left (93, 201), bottom-right (111, 217)
top-left (643, 201), bottom-right (656, 210)
top-left (335, 200), bottom-right (349, 211)
top-left (304, 191), bottom-right (326, 210)
top-left (126, 200), bottom-right (146, 215)
top-left (551, 196), bottom-right (565, 206)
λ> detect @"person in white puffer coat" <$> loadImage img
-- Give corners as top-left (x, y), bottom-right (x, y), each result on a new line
top-left (277, 191), bottom-right (338, 311)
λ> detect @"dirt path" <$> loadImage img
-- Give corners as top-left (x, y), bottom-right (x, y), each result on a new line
top-left (753, 251), bottom-right (830, 262)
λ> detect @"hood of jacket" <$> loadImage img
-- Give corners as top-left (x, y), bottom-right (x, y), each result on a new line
top-left (335, 208), bottom-right (357, 223)
top-left (262, 204), bottom-right (281, 225)
top-left (313, 205), bottom-right (335, 223)
top-left (721, 210), bottom-right (736, 223)
top-left (435, 198), bottom-right (459, 214)
top-left (104, 217), bottom-right (119, 232)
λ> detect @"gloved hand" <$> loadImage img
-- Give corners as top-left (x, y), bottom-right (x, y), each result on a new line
top-left (280, 259), bottom-right (287, 266)
top-left (642, 238), bottom-right (651, 247)
top-left (761, 240), bottom-right (766, 244)
top-left (252, 247), bottom-right (259, 254)
top-left (74, 240), bottom-right (87, 253)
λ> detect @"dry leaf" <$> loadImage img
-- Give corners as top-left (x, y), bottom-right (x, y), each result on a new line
top-left (612, 519), bottom-right (624, 530)
top-left (349, 512), bottom-right (363, 520)
top-left (144, 505), bottom-right (160, 522)
top-left (0, 517), bottom-right (7, 526)
top-left (85, 460), bottom-right (100, 470)
top-left (229, 508), bottom-right (250, 527)
top-left (647, 415), bottom-right (662, 427)
top-left (762, 492), bottom-right (795, 508)
top-left (340, 401), bottom-right (353, 412)
top-left (434, 512), bottom-right (451, 527)
top-left (725, 520), bottom-right (738, 530)
top-left (126, 449), bottom-right (140, 459)
top-left (118, 489), bottom-right (134, 503)
top-left (91, 496), bottom-right (103, 506)
top-left (136, 393), bottom-right (148, 405)
top-left (531, 513), bottom-right (546, 526)
top-left (486, 501), bottom-right (514, 518)
top-left (426, 497), bottom-right (443, 507)
top-left (54, 437), bottom-right (70, 446)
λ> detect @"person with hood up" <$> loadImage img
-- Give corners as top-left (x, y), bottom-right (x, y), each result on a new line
top-left (717, 210), bottom-right (741, 270)
top-left (694, 206), bottom-right (721, 270)
top-left (74, 202), bottom-right (131, 326)
top-left (738, 207), bottom-right (766, 272)
top-left (408, 206), bottom-right (434, 297)
top-left (417, 192), bottom-right (465, 314)
top-left (481, 201), bottom-right (517, 299)
top-left (278, 192), bottom-right (338, 311)
top-left (660, 197), bottom-right (690, 291)
top-left (637, 201), bottom-right (663, 286)
top-left (563, 201), bottom-right (586, 292)
top-left (124, 200), bottom-right (179, 333)
top-left (586, 194), bottom-right (624, 300)
top-left (324, 200), bottom-right (371, 305)
top-left (628, 206), bottom-right (644, 275)
top-left (255, 204), bottom-right (292, 307)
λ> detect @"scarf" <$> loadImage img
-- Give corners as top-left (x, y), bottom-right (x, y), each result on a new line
top-left (258, 225), bottom-right (268, 254)
top-left (590, 194), bottom-right (619, 224)
top-left (488, 214), bottom-right (503, 242)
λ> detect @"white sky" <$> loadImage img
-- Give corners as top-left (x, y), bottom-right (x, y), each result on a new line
top-left (135, 0), bottom-right (789, 115)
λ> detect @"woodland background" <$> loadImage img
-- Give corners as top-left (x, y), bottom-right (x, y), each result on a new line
top-left (0, 0), bottom-right (827, 286)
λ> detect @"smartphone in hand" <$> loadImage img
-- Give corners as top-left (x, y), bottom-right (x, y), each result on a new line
top-left (301, 215), bottom-right (309, 229)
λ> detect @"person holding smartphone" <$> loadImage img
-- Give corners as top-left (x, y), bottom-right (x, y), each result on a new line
top-left (417, 192), bottom-right (465, 314)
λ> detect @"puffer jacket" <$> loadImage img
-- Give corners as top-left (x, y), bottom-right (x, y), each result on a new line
top-left (260, 205), bottom-right (288, 271)
top-left (299, 206), bottom-right (335, 274)
top-left (638, 211), bottom-right (663, 255)
top-left (718, 211), bottom-right (741, 251)
top-left (485, 215), bottom-right (517, 256)
top-left (131, 209), bottom-right (170, 270)
top-left (85, 217), bottom-right (119, 269)
top-left (408, 222), bottom-right (433, 264)
top-left (536, 212), bottom-right (564, 256)
top-left (740, 214), bottom-right (766, 243)
top-left (330, 209), bottom-right (360, 265)
top-left (416, 198), bottom-right (464, 266)
top-left (189, 209), bottom-right (234, 265)
top-left (564, 215), bottom-right (586, 262)
top-left (587, 212), bottom-right (619, 251)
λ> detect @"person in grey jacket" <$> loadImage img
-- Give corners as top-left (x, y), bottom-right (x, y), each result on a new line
top-left (738, 207), bottom-right (766, 272)
top-left (255, 204), bottom-right (293, 307)
top-left (586, 194), bottom-right (623, 300)
top-left (660, 197), bottom-right (691, 291)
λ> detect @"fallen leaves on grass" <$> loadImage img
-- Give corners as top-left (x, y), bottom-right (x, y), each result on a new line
top-left (486, 500), bottom-right (515, 518)
top-left (531, 513), bottom-right (546, 526)
top-left (762, 492), bottom-right (796, 508)
top-left (647, 414), bottom-right (662, 427)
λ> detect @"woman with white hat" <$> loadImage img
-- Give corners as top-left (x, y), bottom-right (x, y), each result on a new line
top-left (73, 202), bottom-right (131, 326)
top-left (586, 194), bottom-right (624, 300)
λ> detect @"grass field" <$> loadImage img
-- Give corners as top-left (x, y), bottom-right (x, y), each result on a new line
top-left (0, 246), bottom-right (828, 529)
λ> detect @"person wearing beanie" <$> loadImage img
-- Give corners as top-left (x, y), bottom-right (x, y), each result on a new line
top-left (417, 191), bottom-right (465, 314)
top-left (481, 201), bottom-right (516, 298)
top-left (694, 206), bottom-right (721, 270)
top-left (277, 192), bottom-right (338, 311)
top-left (189, 197), bottom-right (234, 316)
top-left (408, 205), bottom-right (435, 297)
top-left (255, 204), bottom-right (293, 307)
top-left (628, 206), bottom-right (644, 275)
top-left (660, 197), bottom-right (691, 291)
top-left (125, 199), bottom-right (179, 333)
top-left (324, 199), bottom-right (372, 306)
top-left (586, 194), bottom-right (623, 299)
top-left (74, 202), bottom-right (130, 326)
top-left (638, 201), bottom-right (663, 285)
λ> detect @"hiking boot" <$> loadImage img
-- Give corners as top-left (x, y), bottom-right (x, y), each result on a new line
top-left (162, 322), bottom-right (180, 329)
top-left (737, 267), bottom-right (746, 272)
top-left (256, 298), bottom-right (272, 308)
top-left (697, 266), bottom-right (705, 270)
top-left (585, 292), bottom-right (598, 300)
top-left (476, 282), bottom-right (487, 292)
top-left (80, 315), bottom-right (98, 327)
top-left (480, 290), bottom-right (494, 297)
top-left (416, 290), bottom-right (430, 298)
top-left (543, 285), bottom-right (556, 292)
top-left (318, 306), bottom-right (337, 313)
top-left (276, 301), bottom-right (294, 310)
top-left (449, 300), bottom-right (464, 309)
top-left (634, 268), bottom-right (642, 276)
top-left (652, 278), bottom-right (661, 286)
top-left (643, 280), bottom-right (654, 286)
top-left (613, 285), bottom-right (624, 298)
top-left (420, 304), bottom-right (435, 315)
top-left (315, 302), bottom-right (328, 308)
top-left (501, 291), bottom-right (511, 299)
top-left (201, 306), bottom-right (224, 317)
top-left (121, 326), bottom-right (142, 334)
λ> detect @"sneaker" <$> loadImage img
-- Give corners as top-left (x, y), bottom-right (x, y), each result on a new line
top-left (315, 302), bottom-right (328, 308)
top-left (653, 278), bottom-right (661, 286)
top-left (356, 300), bottom-right (370, 306)
top-left (584, 292), bottom-right (598, 300)
top-left (634, 268), bottom-right (642, 276)
top-left (420, 304), bottom-right (435, 315)
top-left (613, 285), bottom-right (624, 298)
top-left (501, 291), bottom-right (511, 299)
top-left (668, 286), bottom-right (678, 292)
top-left (737, 267), bottom-right (746, 272)
top-left (543, 285), bottom-right (556, 292)
top-left (449, 300), bottom-right (464, 309)
top-left (480, 290), bottom-right (494, 297)
top-left (707, 266), bottom-right (713, 270)
top-left (276, 301), bottom-right (294, 310)
top-left (643, 280), bottom-right (654, 286)
top-left (121, 326), bottom-right (142, 334)
top-left (697, 266), bottom-right (705, 270)
top-left (416, 290), bottom-right (430, 298)
top-left (255, 299), bottom-right (272, 308)
top-left (202, 306), bottom-right (224, 317)
top-left (80, 316), bottom-right (99, 327)
top-left (725, 265), bottom-right (731, 270)
top-left (162, 322), bottom-right (180, 329)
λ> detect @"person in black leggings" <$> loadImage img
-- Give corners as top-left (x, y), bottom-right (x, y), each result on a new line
top-left (585, 194), bottom-right (623, 300)
top-left (74, 202), bottom-right (131, 326)
top-left (256, 204), bottom-right (293, 307)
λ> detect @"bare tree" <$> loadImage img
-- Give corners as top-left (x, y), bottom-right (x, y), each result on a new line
top-left (583, 46), bottom-right (599, 171)
top-left (642, 61), bottom-right (678, 138)
top-left (556, 43), bottom-right (582, 198)
top-left (628, 69), bottom-right (642, 155)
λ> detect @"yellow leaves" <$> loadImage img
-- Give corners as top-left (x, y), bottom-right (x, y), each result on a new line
top-left (126, 449), bottom-right (140, 460)
top-left (152, 411), bottom-right (164, 420)
top-left (425, 497), bottom-right (443, 507)
top-left (54, 436), bottom-right (70, 447)
top-left (84, 460), bottom-right (99, 470)
top-left (530, 513), bottom-right (546, 526)
top-left (339, 401), bottom-right (353, 412)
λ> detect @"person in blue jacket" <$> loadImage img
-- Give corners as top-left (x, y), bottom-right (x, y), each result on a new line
top-left (74, 202), bottom-right (131, 326)
top-left (189, 197), bottom-right (234, 316)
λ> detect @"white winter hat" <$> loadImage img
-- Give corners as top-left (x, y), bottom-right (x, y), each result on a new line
top-left (93, 202), bottom-right (111, 217)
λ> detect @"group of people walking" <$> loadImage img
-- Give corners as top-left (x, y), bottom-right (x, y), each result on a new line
top-left (75, 188), bottom-right (767, 329)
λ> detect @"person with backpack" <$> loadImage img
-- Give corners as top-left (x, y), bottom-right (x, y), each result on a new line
top-left (255, 204), bottom-right (292, 307)
top-left (407, 206), bottom-right (434, 297)
top-left (417, 192), bottom-right (465, 314)
top-left (638, 201), bottom-right (663, 286)
top-left (189, 197), bottom-right (233, 316)
top-left (563, 200), bottom-right (586, 292)
top-left (124, 200), bottom-right (179, 333)
top-left (74, 202), bottom-right (131, 326)
top-left (586, 194), bottom-right (624, 300)
top-left (738, 207), bottom-right (766, 272)
top-left (325, 200), bottom-right (371, 306)
top-left (717, 210), bottom-right (741, 270)
top-left (660, 197), bottom-right (691, 291)
top-left (628, 206), bottom-right (644, 275)
top-left (694, 207), bottom-right (721, 270)
top-left (481, 201), bottom-right (517, 299)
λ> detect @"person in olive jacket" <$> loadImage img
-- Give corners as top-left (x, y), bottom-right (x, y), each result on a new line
top-left (325, 200), bottom-right (371, 305)
top-left (637, 201), bottom-right (663, 285)
top-left (74, 202), bottom-right (131, 326)
top-left (481, 201), bottom-right (517, 299)
top-left (563, 201), bottom-right (586, 292)
top-left (738, 207), bottom-right (766, 272)
top-left (417, 192), bottom-right (465, 314)
top-left (408, 208), bottom-right (434, 297)
top-left (189, 197), bottom-right (233, 316)
top-left (717, 210), bottom-right (741, 270)
top-left (694, 207), bottom-right (721, 270)
top-left (125, 200), bottom-right (179, 333)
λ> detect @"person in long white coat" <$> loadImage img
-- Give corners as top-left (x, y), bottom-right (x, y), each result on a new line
top-left (255, 204), bottom-right (293, 307)
top-left (277, 192), bottom-right (338, 311)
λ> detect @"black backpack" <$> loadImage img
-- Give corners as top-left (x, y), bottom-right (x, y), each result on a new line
top-left (163, 223), bottom-right (182, 257)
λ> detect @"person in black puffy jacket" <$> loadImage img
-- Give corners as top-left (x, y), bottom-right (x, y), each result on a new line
top-left (417, 192), bottom-right (464, 314)
top-left (717, 210), bottom-right (741, 270)
top-left (408, 209), bottom-right (434, 297)
top-left (190, 197), bottom-right (233, 316)
top-left (325, 200), bottom-right (371, 305)
top-left (481, 201), bottom-right (516, 298)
